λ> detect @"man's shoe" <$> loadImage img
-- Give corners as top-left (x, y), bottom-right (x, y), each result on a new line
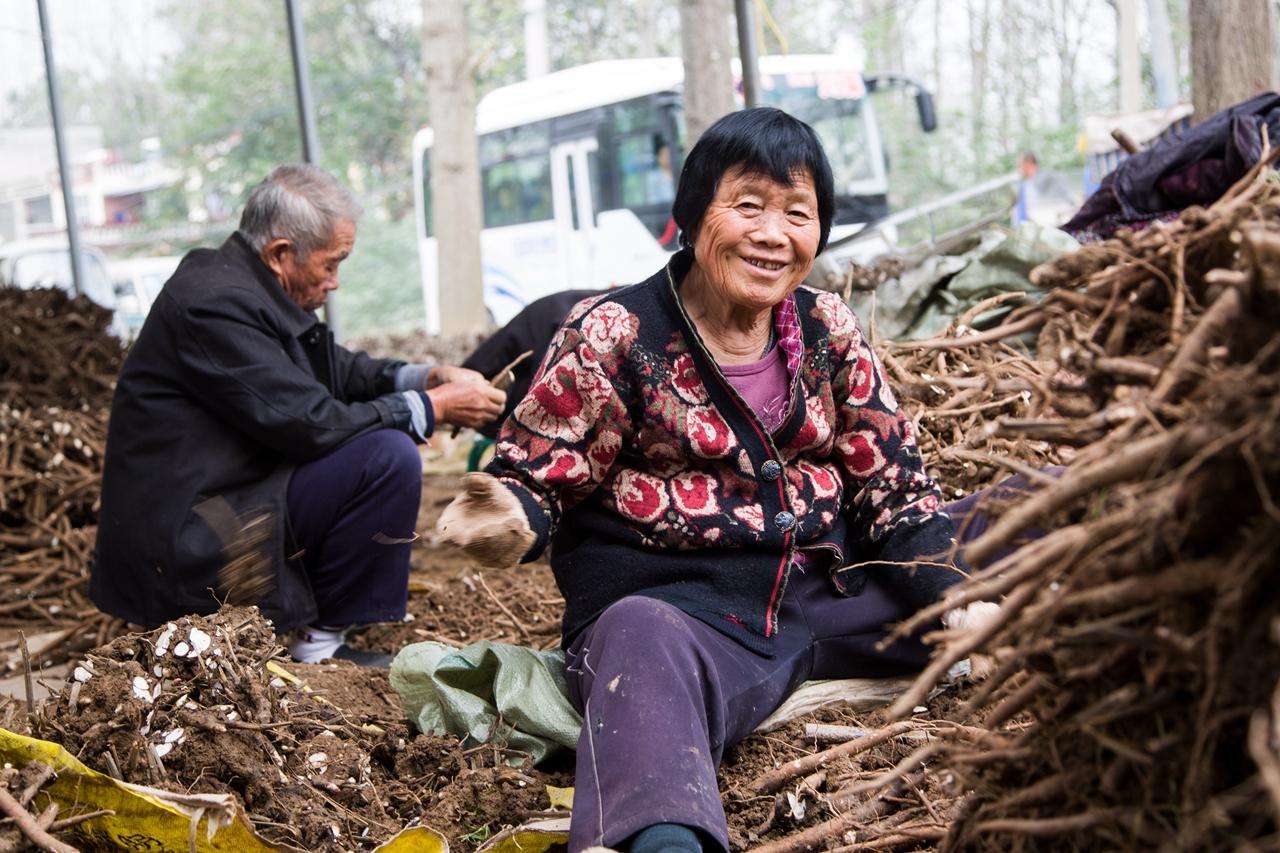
top-left (330, 644), bottom-right (394, 668)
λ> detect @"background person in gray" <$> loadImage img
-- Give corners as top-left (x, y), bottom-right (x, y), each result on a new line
top-left (91, 165), bottom-right (503, 667)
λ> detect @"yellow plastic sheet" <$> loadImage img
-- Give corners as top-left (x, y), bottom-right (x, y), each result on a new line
top-left (545, 785), bottom-right (574, 811)
top-left (476, 816), bottom-right (570, 853)
top-left (0, 727), bottom-right (447, 852)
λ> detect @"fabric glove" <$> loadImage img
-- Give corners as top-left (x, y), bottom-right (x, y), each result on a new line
top-left (436, 473), bottom-right (535, 568)
top-left (941, 600), bottom-right (1001, 679)
top-left (941, 599), bottom-right (1000, 633)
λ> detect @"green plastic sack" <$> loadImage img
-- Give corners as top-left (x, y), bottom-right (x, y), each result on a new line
top-left (909, 222), bottom-right (1079, 339)
top-left (390, 641), bottom-right (582, 764)
top-left (852, 222), bottom-right (1078, 341)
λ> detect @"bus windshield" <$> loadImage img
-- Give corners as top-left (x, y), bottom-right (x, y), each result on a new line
top-left (758, 71), bottom-right (878, 192)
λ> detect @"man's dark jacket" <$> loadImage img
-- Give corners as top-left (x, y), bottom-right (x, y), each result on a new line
top-left (91, 233), bottom-right (418, 630)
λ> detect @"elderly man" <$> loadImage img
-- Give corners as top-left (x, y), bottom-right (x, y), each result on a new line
top-left (91, 164), bottom-right (504, 666)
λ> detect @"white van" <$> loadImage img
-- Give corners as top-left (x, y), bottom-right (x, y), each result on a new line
top-left (0, 238), bottom-right (127, 338)
top-left (110, 256), bottom-right (182, 339)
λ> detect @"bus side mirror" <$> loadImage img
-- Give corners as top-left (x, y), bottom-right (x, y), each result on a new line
top-left (916, 90), bottom-right (937, 133)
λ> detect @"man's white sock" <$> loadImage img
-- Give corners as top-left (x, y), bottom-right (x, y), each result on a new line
top-left (288, 626), bottom-right (345, 663)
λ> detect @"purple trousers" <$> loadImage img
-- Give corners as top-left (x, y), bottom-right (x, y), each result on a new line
top-left (564, 472), bottom-right (1050, 852)
top-left (286, 429), bottom-right (422, 627)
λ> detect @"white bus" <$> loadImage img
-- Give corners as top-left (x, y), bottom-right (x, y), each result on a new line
top-left (412, 54), bottom-right (933, 331)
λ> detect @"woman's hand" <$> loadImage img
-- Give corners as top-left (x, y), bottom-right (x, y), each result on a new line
top-left (942, 600), bottom-right (1001, 679)
top-left (436, 473), bottom-right (535, 568)
top-left (427, 381), bottom-right (506, 429)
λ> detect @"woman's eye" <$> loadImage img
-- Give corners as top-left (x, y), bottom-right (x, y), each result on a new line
top-left (787, 209), bottom-right (811, 221)
top-left (737, 201), bottom-right (761, 212)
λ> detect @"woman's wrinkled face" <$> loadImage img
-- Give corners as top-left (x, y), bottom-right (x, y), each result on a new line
top-left (691, 166), bottom-right (821, 312)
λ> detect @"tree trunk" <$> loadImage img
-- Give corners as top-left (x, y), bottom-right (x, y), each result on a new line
top-left (1189, 0), bottom-right (1275, 120)
top-left (1051, 0), bottom-right (1081, 128)
top-left (1118, 0), bottom-right (1141, 113)
top-left (679, 0), bottom-right (736, 144)
top-left (968, 0), bottom-right (992, 169)
top-left (423, 0), bottom-right (486, 334)
top-left (1145, 0), bottom-right (1179, 108)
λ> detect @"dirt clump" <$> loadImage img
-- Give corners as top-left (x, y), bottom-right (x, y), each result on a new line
top-left (26, 605), bottom-right (570, 851)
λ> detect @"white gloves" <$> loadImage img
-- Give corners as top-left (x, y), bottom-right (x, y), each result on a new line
top-left (436, 473), bottom-right (536, 568)
top-left (941, 599), bottom-right (1001, 633)
top-left (941, 599), bottom-right (1002, 679)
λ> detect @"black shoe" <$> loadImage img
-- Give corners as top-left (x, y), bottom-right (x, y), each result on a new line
top-left (330, 643), bottom-right (393, 668)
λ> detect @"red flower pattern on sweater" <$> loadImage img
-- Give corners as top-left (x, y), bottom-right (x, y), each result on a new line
top-left (492, 283), bottom-right (946, 562)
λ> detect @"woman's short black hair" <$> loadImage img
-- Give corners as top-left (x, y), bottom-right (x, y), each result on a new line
top-left (672, 107), bottom-right (836, 254)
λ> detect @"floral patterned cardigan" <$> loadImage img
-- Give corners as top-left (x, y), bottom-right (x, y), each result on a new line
top-left (487, 251), bottom-right (961, 655)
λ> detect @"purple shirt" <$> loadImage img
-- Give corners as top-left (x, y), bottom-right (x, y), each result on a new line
top-left (720, 345), bottom-right (790, 432)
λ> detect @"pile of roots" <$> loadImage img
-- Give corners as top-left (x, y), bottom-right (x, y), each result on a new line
top-left (0, 287), bottom-right (126, 668)
top-left (27, 607), bottom-right (566, 851)
top-left (806, 157), bottom-right (1280, 849)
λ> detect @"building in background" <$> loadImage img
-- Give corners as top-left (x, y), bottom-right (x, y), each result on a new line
top-left (0, 127), bottom-right (181, 243)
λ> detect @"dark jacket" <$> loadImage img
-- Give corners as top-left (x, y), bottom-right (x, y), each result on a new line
top-left (1065, 91), bottom-right (1280, 240)
top-left (92, 233), bottom-right (419, 630)
top-left (488, 252), bottom-right (959, 656)
top-left (462, 289), bottom-right (605, 438)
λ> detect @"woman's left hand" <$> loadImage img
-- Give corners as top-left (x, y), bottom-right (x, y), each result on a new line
top-left (436, 473), bottom-right (535, 568)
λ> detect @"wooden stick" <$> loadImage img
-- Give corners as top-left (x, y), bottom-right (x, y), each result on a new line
top-left (18, 631), bottom-right (34, 715)
top-left (827, 743), bottom-right (941, 809)
top-left (475, 571), bottom-right (532, 642)
top-left (886, 521), bottom-right (1097, 643)
top-left (826, 826), bottom-right (946, 851)
top-left (975, 808), bottom-right (1130, 836)
top-left (963, 424), bottom-right (1215, 566)
top-left (0, 784), bottom-right (79, 853)
top-left (1149, 285), bottom-right (1242, 406)
top-left (751, 778), bottom-right (911, 853)
top-left (803, 723), bottom-right (873, 744)
top-left (17, 763), bottom-right (55, 807)
top-left (47, 809), bottom-right (114, 832)
top-left (891, 313), bottom-right (1043, 352)
top-left (982, 674), bottom-right (1046, 730)
top-left (750, 721), bottom-right (918, 795)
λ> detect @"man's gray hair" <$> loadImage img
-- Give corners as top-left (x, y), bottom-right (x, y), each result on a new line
top-left (238, 164), bottom-right (363, 259)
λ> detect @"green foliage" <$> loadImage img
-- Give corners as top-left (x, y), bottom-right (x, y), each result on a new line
top-left (6, 0), bottom-right (1157, 340)
top-left (158, 0), bottom-right (428, 215)
top-left (331, 214), bottom-right (423, 339)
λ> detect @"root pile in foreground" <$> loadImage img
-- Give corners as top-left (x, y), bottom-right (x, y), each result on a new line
top-left (746, 160), bottom-right (1280, 852)
top-left (864, 163), bottom-right (1280, 849)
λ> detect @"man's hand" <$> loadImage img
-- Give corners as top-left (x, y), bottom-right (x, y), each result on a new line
top-left (427, 365), bottom-right (487, 388)
top-left (437, 473), bottom-right (535, 568)
top-left (427, 381), bottom-right (505, 429)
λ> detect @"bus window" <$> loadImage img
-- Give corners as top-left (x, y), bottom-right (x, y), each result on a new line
top-left (483, 157), bottom-right (552, 228)
top-left (481, 122), bottom-right (554, 228)
top-left (807, 100), bottom-right (874, 189)
top-left (606, 98), bottom-right (680, 244)
top-left (618, 134), bottom-right (675, 208)
top-left (761, 77), bottom-right (877, 191)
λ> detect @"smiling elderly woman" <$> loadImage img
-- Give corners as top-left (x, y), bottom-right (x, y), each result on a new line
top-left (438, 108), bottom-right (991, 853)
